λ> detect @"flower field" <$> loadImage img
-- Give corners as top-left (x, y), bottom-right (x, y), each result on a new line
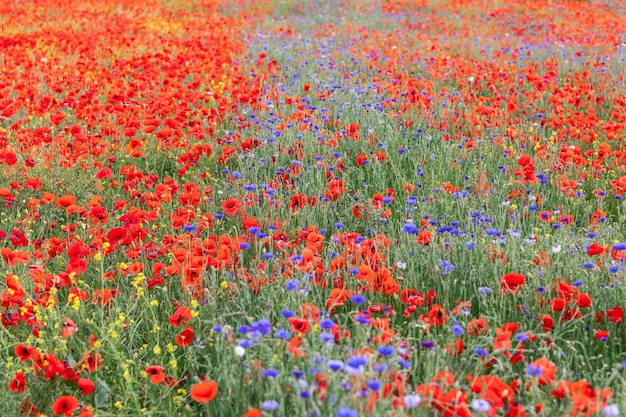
top-left (1, 0), bottom-right (626, 415)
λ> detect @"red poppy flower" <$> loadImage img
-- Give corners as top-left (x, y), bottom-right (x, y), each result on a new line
top-left (169, 306), bottom-right (193, 327)
top-left (55, 194), bottom-right (77, 208)
top-left (587, 242), bottom-right (605, 256)
top-left (595, 329), bottom-right (609, 340)
top-left (529, 357), bottom-right (557, 385)
top-left (9, 371), bottom-right (26, 393)
top-left (52, 395), bottom-right (79, 416)
top-left (243, 409), bottom-right (263, 417)
top-left (539, 313), bottom-right (554, 332)
top-left (576, 293), bottom-right (592, 309)
top-left (190, 379), bottom-right (218, 403)
top-left (551, 298), bottom-right (568, 312)
top-left (145, 366), bottom-right (166, 384)
top-left (222, 198), bottom-right (242, 216)
top-left (606, 306), bottom-right (624, 323)
top-left (289, 193), bottom-right (307, 212)
top-left (15, 344), bottom-right (35, 362)
top-left (289, 317), bottom-right (310, 334)
top-left (500, 272), bottom-right (526, 294)
top-left (61, 318), bottom-right (79, 338)
top-left (175, 326), bottom-right (195, 347)
top-left (77, 378), bottom-right (95, 395)
top-left (416, 230), bottom-right (432, 245)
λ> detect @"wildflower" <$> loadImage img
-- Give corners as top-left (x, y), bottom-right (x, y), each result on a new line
top-left (190, 380), bottom-right (218, 403)
top-left (14, 344), bottom-right (36, 362)
top-left (261, 400), bottom-right (280, 411)
top-left (274, 329), bottom-right (291, 340)
top-left (222, 198), bottom-right (242, 216)
top-left (452, 323), bottom-right (465, 337)
top-left (175, 327), bottom-right (195, 347)
top-left (320, 332), bottom-right (334, 347)
top-left (234, 346), bottom-right (246, 357)
top-left (252, 319), bottom-right (272, 335)
top-left (336, 406), bottom-right (358, 417)
top-left (9, 371), bottom-right (26, 393)
top-left (320, 318), bottom-right (335, 330)
top-left (403, 394), bottom-right (422, 408)
top-left (526, 364), bottom-right (542, 377)
top-left (77, 378), bottom-right (95, 395)
top-left (500, 272), bottom-right (526, 294)
top-left (474, 348), bottom-right (489, 357)
top-left (471, 399), bottom-right (491, 413)
top-left (366, 379), bottom-right (381, 391)
top-left (285, 279), bottom-right (300, 291)
top-left (350, 294), bottom-right (366, 304)
top-left (377, 345), bottom-right (394, 356)
top-left (145, 366), bottom-right (166, 384)
top-left (528, 357), bottom-right (557, 385)
top-left (262, 368), bottom-right (280, 379)
top-left (52, 395), bottom-right (79, 416)
top-left (321, 360), bottom-right (342, 373)
top-left (603, 404), bottom-right (620, 417)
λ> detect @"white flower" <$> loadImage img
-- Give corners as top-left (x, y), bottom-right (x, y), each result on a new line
top-left (234, 346), bottom-right (246, 357)
top-left (552, 244), bottom-right (562, 253)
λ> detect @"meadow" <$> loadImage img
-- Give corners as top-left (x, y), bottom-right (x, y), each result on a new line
top-left (1, 0), bottom-right (626, 415)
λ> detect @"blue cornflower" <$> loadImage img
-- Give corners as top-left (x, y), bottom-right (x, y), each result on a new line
top-left (320, 318), bottom-right (335, 330)
top-left (336, 406), bottom-right (358, 417)
top-left (274, 329), bottom-right (291, 340)
top-left (327, 360), bottom-right (344, 371)
top-left (261, 400), bottom-right (280, 411)
top-left (366, 379), bottom-right (381, 391)
top-left (526, 364), bottom-right (543, 377)
top-left (319, 332), bottom-right (334, 345)
top-left (403, 394), bottom-right (421, 408)
top-left (474, 348), bottom-right (489, 357)
top-left (281, 309), bottom-right (295, 318)
top-left (285, 279), bottom-right (300, 291)
top-left (350, 294), bottom-right (367, 304)
top-left (252, 319), bottom-right (272, 335)
top-left (262, 369), bottom-right (279, 378)
top-left (237, 325), bottom-right (251, 334)
top-left (377, 346), bottom-right (394, 356)
top-left (471, 399), bottom-right (491, 413)
top-left (238, 339), bottom-right (255, 348)
top-left (514, 333), bottom-right (528, 342)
